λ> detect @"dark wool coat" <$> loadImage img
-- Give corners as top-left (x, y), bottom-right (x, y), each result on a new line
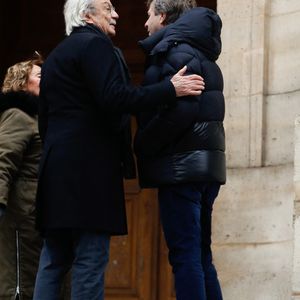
top-left (36, 24), bottom-right (177, 235)
top-left (0, 92), bottom-right (42, 300)
top-left (135, 8), bottom-right (226, 188)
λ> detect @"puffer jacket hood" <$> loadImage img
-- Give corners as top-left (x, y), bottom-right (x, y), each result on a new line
top-left (0, 91), bottom-right (38, 116)
top-left (140, 7), bottom-right (222, 61)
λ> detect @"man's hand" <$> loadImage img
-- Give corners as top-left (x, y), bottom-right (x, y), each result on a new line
top-left (171, 66), bottom-right (205, 97)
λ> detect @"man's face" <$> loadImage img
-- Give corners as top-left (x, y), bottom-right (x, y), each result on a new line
top-left (145, 1), bottom-right (166, 36)
top-left (85, 0), bottom-right (119, 36)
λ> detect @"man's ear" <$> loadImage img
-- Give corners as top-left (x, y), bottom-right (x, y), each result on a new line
top-left (159, 13), bottom-right (166, 25)
top-left (84, 13), bottom-right (93, 24)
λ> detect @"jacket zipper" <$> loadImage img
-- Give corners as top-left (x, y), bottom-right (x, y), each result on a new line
top-left (15, 230), bottom-right (21, 300)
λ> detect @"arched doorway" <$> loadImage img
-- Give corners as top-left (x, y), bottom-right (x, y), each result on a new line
top-left (0, 1), bottom-right (217, 299)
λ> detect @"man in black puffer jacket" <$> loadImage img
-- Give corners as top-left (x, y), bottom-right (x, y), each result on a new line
top-left (134, 1), bottom-right (225, 299)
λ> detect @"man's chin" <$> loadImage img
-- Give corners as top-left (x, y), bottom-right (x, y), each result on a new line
top-left (109, 29), bottom-right (116, 37)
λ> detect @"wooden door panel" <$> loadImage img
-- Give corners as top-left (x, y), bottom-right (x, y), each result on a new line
top-left (105, 183), bottom-right (159, 300)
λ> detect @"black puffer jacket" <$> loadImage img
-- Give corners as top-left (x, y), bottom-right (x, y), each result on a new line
top-left (135, 7), bottom-right (226, 188)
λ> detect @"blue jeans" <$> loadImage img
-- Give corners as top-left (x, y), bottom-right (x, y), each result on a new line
top-left (158, 182), bottom-right (223, 300)
top-left (33, 230), bottom-right (110, 300)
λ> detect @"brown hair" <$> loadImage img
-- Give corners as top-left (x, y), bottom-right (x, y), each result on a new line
top-left (2, 54), bottom-right (43, 93)
top-left (147, 0), bottom-right (197, 25)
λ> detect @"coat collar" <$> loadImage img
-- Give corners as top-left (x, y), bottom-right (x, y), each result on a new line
top-left (71, 24), bottom-right (113, 45)
top-left (0, 91), bottom-right (38, 116)
top-left (139, 27), bottom-right (168, 55)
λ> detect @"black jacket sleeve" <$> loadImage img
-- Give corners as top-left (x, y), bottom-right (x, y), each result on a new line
top-left (38, 91), bottom-right (48, 142)
top-left (80, 37), bottom-right (177, 114)
top-left (134, 47), bottom-right (202, 156)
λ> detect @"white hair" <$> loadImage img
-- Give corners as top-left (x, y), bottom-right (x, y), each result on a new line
top-left (64, 0), bottom-right (96, 35)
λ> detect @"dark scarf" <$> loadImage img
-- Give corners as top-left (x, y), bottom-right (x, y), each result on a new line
top-left (0, 91), bottom-right (38, 117)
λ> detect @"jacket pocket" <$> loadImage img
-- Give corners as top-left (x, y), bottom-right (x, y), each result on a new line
top-left (7, 179), bottom-right (38, 221)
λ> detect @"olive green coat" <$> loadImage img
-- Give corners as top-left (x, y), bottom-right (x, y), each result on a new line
top-left (0, 92), bottom-right (42, 300)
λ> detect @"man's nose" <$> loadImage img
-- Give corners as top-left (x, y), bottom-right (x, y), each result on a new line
top-left (112, 10), bottom-right (119, 19)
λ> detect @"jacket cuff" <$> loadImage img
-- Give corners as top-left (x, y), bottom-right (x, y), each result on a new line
top-left (149, 80), bottom-right (176, 106)
top-left (0, 185), bottom-right (8, 207)
top-left (0, 198), bottom-right (7, 207)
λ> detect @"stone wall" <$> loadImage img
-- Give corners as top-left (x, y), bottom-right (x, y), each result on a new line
top-left (214, 0), bottom-right (300, 299)
top-left (293, 117), bottom-right (300, 299)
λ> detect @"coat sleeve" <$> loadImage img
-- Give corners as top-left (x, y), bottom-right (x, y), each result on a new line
top-left (0, 109), bottom-right (34, 206)
top-left (80, 37), bottom-right (177, 114)
top-left (135, 49), bottom-right (202, 156)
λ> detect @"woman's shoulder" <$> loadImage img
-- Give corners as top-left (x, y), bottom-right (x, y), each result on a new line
top-left (0, 108), bottom-right (35, 128)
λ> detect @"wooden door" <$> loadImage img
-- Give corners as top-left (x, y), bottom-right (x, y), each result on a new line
top-left (104, 4), bottom-right (158, 297)
top-left (105, 182), bottom-right (159, 300)
top-left (116, 3), bottom-right (218, 300)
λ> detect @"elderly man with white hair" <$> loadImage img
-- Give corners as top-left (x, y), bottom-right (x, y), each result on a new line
top-left (32, 0), bottom-right (204, 299)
